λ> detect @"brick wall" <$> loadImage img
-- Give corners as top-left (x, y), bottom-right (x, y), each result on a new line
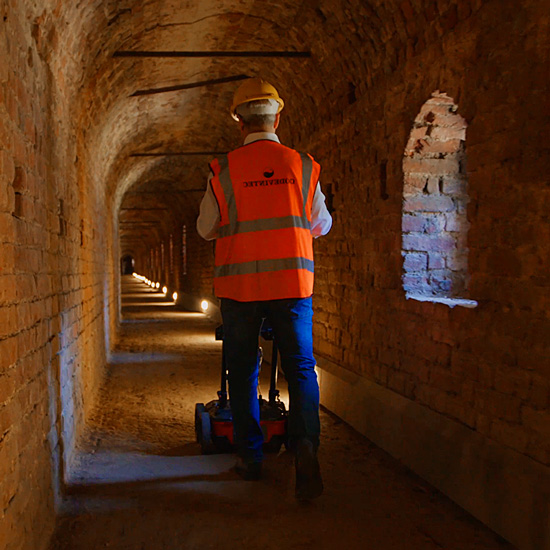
top-left (1, 1), bottom-right (549, 549)
top-left (289, 0), bottom-right (550, 466)
top-left (1, 5), bottom-right (57, 548)
top-left (402, 92), bottom-right (470, 298)
top-left (0, 2), bottom-right (110, 548)
top-left (184, 227), bottom-right (216, 303)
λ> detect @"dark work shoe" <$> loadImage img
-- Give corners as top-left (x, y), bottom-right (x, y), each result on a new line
top-left (295, 439), bottom-right (323, 500)
top-left (234, 457), bottom-right (262, 481)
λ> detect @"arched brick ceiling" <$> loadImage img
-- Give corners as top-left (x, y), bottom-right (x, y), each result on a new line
top-left (117, 157), bottom-right (205, 257)
top-left (29, 0), bottom-right (478, 246)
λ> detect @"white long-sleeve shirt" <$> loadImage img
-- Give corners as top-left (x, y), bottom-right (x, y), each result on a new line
top-left (196, 132), bottom-right (333, 240)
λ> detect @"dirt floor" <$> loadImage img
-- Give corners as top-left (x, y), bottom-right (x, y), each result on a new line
top-left (48, 276), bottom-right (515, 550)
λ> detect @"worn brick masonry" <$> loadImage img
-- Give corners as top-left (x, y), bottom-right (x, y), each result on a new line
top-left (1, 1), bottom-right (111, 549)
top-left (1, 0), bottom-right (549, 549)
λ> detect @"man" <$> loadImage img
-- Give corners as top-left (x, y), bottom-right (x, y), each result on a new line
top-left (197, 77), bottom-right (332, 500)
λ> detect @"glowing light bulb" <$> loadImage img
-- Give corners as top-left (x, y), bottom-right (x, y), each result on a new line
top-left (200, 300), bottom-right (209, 311)
top-left (172, 292), bottom-right (178, 301)
top-left (162, 286), bottom-right (167, 294)
top-left (155, 282), bottom-right (160, 289)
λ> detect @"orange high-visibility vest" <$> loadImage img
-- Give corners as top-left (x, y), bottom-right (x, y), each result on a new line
top-left (209, 139), bottom-right (320, 302)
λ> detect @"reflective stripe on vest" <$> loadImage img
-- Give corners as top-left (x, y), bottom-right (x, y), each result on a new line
top-left (215, 152), bottom-right (313, 237)
top-left (216, 155), bottom-right (238, 236)
top-left (299, 152), bottom-right (313, 219)
top-left (210, 141), bottom-right (319, 301)
top-left (214, 256), bottom-right (315, 278)
top-left (218, 215), bottom-right (311, 238)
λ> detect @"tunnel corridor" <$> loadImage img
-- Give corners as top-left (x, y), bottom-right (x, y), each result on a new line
top-left (48, 277), bottom-right (512, 550)
top-left (1, 0), bottom-right (549, 549)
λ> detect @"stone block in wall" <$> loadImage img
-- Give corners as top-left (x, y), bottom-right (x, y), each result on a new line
top-left (428, 252), bottom-right (445, 269)
top-left (402, 213), bottom-right (426, 232)
top-left (0, 336), bottom-right (17, 371)
top-left (402, 233), bottom-right (456, 253)
top-left (402, 252), bottom-right (428, 271)
top-left (403, 194), bottom-right (455, 213)
top-left (441, 175), bottom-right (467, 195)
top-left (0, 151), bottom-right (16, 186)
top-left (403, 157), bottom-right (461, 176)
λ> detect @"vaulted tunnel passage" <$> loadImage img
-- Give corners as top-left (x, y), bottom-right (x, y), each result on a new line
top-left (1, 1), bottom-right (549, 550)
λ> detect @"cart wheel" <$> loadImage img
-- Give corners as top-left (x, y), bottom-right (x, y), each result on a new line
top-left (199, 411), bottom-right (215, 454)
top-left (194, 403), bottom-right (205, 443)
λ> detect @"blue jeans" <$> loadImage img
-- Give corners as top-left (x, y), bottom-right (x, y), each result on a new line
top-left (220, 297), bottom-right (320, 464)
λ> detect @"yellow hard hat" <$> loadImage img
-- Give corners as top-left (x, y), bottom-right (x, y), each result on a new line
top-left (230, 77), bottom-right (284, 121)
